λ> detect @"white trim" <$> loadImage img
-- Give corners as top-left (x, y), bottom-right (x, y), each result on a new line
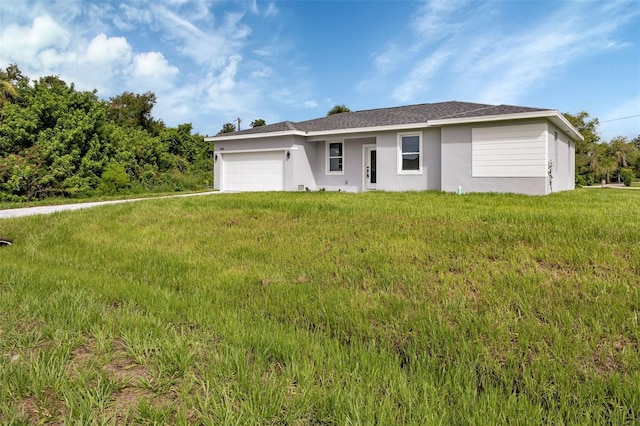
top-left (210, 123), bottom-right (431, 142)
top-left (397, 131), bottom-right (423, 175)
top-left (325, 140), bottom-right (344, 175)
top-left (206, 130), bottom-right (305, 141)
top-left (431, 110), bottom-right (583, 141)
top-left (214, 147), bottom-right (297, 155)
top-left (362, 144), bottom-right (377, 190)
top-left (207, 110), bottom-right (583, 143)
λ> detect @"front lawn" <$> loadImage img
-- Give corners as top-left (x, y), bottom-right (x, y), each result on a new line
top-left (0, 190), bottom-right (638, 423)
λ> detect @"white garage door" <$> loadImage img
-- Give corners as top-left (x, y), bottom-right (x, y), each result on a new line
top-left (222, 151), bottom-right (284, 191)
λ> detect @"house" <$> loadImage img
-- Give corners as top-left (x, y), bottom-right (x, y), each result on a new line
top-left (206, 101), bottom-right (583, 195)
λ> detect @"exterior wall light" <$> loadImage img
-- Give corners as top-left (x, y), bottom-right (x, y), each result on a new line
top-left (214, 154), bottom-right (218, 162)
top-left (286, 151), bottom-right (291, 160)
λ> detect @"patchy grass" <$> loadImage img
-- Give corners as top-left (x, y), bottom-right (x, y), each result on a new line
top-left (0, 189), bottom-right (639, 424)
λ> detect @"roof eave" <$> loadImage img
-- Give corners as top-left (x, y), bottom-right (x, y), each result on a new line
top-left (205, 130), bottom-right (306, 141)
top-left (430, 110), bottom-right (584, 141)
top-left (205, 111), bottom-right (584, 142)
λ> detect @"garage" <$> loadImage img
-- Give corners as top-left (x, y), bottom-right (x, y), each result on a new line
top-left (221, 151), bottom-right (285, 191)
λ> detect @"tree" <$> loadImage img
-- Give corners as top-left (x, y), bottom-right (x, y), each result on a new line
top-left (218, 123), bottom-right (236, 134)
top-left (250, 118), bottom-right (266, 128)
top-left (106, 91), bottom-right (160, 134)
top-left (564, 111), bottom-right (600, 185)
top-left (0, 64), bottom-right (28, 109)
top-left (608, 136), bottom-right (639, 182)
top-left (327, 105), bottom-right (351, 116)
top-left (0, 67), bottom-right (211, 200)
top-left (592, 143), bottom-right (617, 183)
top-left (0, 80), bottom-right (18, 108)
top-left (1, 64), bottom-right (29, 85)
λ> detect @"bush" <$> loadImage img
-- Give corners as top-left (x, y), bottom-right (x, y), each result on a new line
top-left (98, 161), bottom-right (130, 194)
top-left (620, 168), bottom-right (635, 187)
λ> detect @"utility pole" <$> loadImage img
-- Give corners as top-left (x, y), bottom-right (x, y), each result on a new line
top-left (235, 117), bottom-right (242, 131)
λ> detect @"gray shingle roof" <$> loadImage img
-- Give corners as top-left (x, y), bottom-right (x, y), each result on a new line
top-left (224, 101), bottom-right (551, 136)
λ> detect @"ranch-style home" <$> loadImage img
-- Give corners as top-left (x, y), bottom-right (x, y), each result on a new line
top-left (206, 101), bottom-right (582, 195)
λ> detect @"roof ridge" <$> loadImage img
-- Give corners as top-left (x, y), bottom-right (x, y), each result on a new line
top-left (435, 103), bottom-right (498, 120)
top-left (351, 100), bottom-right (466, 114)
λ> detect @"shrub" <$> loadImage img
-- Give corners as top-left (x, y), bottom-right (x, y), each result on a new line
top-left (620, 168), bottom-right (635, 187)
top-left (98, 161), bottom-right (130, 194)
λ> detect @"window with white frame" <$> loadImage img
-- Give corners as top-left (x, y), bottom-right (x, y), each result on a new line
top-left (326, 141), bottom-right (344, 174)
top-left (397, 132), bottom-right (422, 174)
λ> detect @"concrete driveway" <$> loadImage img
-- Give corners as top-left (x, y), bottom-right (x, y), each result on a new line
top-left (0, 191), bottom-right (220, 219)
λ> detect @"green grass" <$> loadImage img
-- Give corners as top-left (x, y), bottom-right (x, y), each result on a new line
top-left (0, 188), bottom-right (215, 210)
top-left (0, 189), bottom-right (639, 424)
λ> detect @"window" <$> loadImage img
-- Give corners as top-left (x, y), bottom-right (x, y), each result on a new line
top-left (397, 132), bottom-right (422, 174)
top-left (326, 141), bottom-right (343, 174)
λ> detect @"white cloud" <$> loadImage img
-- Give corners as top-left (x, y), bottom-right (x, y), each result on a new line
top-left (0, 15), bottom-right (70, 68)
top-left (264, 3), bottom-right (279, 18)
top-left (469, 3), bottom-right (638, 105)
top-left (392, 49), bottom-right (451, 102)
top-left (153, 6), bottom-right (249, 70)
top-left (206, 54), bottom-right (241, 95)
top-left (411, 0), bottom-right (468, 40)
top-left (249, 1), bottom-right (278, 17)
top-left (361, 0), bottom-right (640, 108)
top-left (195, 54), bottom-right (256, 120)
top-left (86, 33), bottom-right (132, 66)
top-left (112, 3), bottom-right (153, 32)
top-left (0, 1), bottom-right (324, 134)
top-left (251, 67), bottom-right (272, 78)
top-left (132, 51), bottom-right (180, 90)
top-left (252, 48), bottom-right (272, 57)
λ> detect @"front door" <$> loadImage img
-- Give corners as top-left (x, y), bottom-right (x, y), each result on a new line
top-left (363, 145), bottom-right (377, 190)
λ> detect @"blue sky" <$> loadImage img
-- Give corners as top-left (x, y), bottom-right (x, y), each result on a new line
top-left (1, 0), bottom-right (639, 140)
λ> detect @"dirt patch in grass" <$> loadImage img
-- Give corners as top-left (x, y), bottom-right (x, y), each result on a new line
top-left (535, 259), bottom-right (572, 279)
top-left (70, 338), bottom-right (152, 385)
top-left (71, 342), bottom-right (94, 364)
top-left (103, 339), bottom-right (152, 385)
top-left (111, 387), bottom-right (152, 423)
top-left (16, 390), bottom-right (67, 425)
top-left (588, 337), bottom-right (638, 376)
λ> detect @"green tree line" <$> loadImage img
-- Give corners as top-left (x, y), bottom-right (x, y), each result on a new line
top-left (0, 65), bottom-right (212, 202)
top-left (565, 112), bottom-right (639, 186)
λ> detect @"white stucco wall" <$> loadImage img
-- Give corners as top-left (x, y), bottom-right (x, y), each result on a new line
top-left (547, 122), bottom-right (575, 192)
top-left (291, 143), bottom-right (317, 191)
top-left (375, 128), bottom-right (441, 192)
top-left (311, 137), bottom-right (375, 192)
top-left (441, 121), bottom-right (550, 195)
